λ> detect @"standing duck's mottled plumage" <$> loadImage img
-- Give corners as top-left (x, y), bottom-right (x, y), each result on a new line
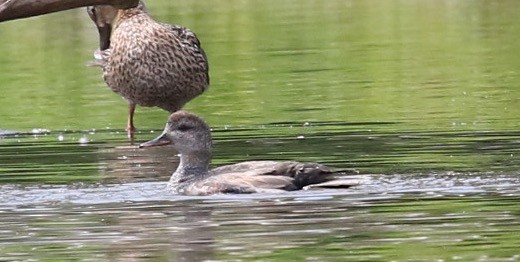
top-left (139, 111), bottom-right (360, 196)
top-left (87, 2), bottom-right (209, 140)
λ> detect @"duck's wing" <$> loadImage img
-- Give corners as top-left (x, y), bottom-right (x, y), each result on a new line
top-left (210, 161), bottom-right (280, 175)
top-left (166, 24), bottom-right (202, 48)
top-left (210, 171), bottom-right (296, 193)
top-left (208, 161), bottom-right (361, 192)
top-left (164, 24), bottom-right (209, 83)
top-left (198, 171), bottom-right (297, 194)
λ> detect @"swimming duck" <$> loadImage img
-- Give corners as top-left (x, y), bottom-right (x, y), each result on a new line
top-left (87, 2), bottom-right (209, 141)
top-left (139, 111), bottom-right (359, 196)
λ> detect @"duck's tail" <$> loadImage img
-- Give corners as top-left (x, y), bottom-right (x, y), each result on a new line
top-left (303, 174), bottom-right (373, 190)
top-left (303, 179), bottom-right (361, 189)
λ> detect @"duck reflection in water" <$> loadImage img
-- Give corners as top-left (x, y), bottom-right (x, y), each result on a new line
top-left (139, 111), bottom-right (360, 196)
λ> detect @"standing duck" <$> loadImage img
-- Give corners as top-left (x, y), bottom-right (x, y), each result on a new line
top-left (87, 2), bottom-right (209, 141)
top-left (139, 111), bottom-right (360, 196)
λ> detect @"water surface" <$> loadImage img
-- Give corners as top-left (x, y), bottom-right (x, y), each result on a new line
top-left (0, 0), bottom-right (519, 261)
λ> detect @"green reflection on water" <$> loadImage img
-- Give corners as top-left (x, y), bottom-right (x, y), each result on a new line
top-left (0, 0), bottom-right (519, 131)
top-left (1, 0), bottom-right (519, 182)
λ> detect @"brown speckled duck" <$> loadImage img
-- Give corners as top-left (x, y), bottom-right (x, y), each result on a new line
top-left (139, 111), bottom-right (359, 196)
top-left (87, 2), bottom-right (209, 140)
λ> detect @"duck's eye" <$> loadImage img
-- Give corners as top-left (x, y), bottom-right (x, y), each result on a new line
top-left (177, 124), bottom-right (192, 132)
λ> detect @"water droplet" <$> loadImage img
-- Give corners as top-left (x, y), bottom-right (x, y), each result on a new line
top-left (31, 128), bottom-right (50, 134)
top-left (79, 136), bottom-right (89, 145)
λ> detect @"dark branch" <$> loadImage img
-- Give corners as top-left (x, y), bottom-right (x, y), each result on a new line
top-left (0, 0), bottom-right (138, 22)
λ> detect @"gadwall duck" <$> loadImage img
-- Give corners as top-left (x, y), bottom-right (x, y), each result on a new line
top-left (87, 2), bottom-right (209, 140)
top-left (139, 111), bottom-right (359, 196)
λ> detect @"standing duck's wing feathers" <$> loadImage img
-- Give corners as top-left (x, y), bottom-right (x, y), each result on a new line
top-left (166, 24), bottom-right (202, 47)
top-left (165, 24), bottom-right (209, 85)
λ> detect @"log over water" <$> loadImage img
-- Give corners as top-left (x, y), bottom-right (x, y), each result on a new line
top-left (0, 0), bottom-right (138, 22)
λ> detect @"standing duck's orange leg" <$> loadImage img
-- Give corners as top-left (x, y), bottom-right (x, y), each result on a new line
top-left (127, 102), bottom-right (136, 142)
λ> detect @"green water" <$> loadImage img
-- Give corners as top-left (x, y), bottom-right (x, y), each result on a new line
top-left (0, 0), bottom-right (519, 261)
top-left (1, 0), bottom-right (518, 131)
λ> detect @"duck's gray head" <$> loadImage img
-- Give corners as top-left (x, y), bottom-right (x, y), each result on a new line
top-left (139, 111), bottom-right (212, 154)
top-left (86, 1), bottom-right (147, 50)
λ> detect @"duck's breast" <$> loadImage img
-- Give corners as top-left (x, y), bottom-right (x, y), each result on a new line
top-left (105, 15), bottom-right (209, 110)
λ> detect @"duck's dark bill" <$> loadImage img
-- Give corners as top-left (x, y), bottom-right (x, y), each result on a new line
top-left (139, 133), bottom-right (171, 148)
top-left (86, 6), bottom-right (113, 50)
top-left (96, 23), bottom-right (112, 51)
